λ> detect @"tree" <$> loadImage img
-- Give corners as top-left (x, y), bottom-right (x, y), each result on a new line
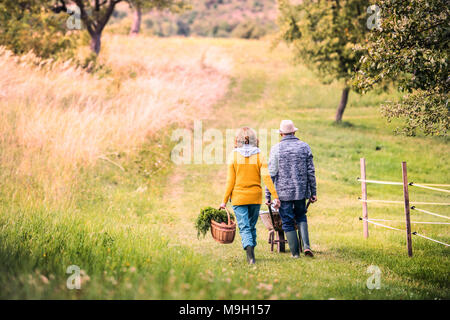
top-left (128, 0), bottom-right (186, 36)
top-left (354, 0), bottom-right (449, 136)
top-left (54, 1), bottom-right (184, 54)
top-left (50, 0), bottom-right (121, 55)
top-left (276, 0), bottom-right (371, 122)
top-left (0, 0), bottom-right (77, 58)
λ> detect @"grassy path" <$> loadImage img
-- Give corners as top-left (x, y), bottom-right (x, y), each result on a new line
top-left (154, 39), bottom-right (449, 299)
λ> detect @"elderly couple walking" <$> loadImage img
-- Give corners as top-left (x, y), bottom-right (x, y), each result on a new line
top-left (220, 120), bottom-right (317, 264)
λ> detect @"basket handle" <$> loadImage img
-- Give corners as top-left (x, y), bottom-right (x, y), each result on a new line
top-left (224, 206), bottom-right (232, 225)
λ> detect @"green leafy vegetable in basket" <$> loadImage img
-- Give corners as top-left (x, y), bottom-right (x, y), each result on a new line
top-left (195, 206), bottom-right (235, 239)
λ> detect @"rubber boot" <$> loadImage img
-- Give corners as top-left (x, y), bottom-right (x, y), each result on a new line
top-left (250, 246), bottom-right (256, 264)
top-left (297, 229), bottom-right (303, 254)
top-left (245, 246), bottom-right (255, 264)
top-left (285, 231), bottom-right (300, 258)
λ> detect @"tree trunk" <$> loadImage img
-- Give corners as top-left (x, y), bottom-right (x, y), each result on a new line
top-left (90, 32), bottom-right (102, 55)
top-left (130, 5), bottom-right (142, 36)
top-left (335, 87), bottom-right (350, 123)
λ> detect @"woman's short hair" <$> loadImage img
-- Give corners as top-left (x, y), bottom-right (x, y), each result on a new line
top-left (234, 127), bottom-right (259, 148)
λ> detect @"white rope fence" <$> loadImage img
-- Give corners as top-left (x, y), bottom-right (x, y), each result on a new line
top-left (358, 198), bottom-right (450, 206)
top-left (359, 218), bottom-right (403, 232)
top-left (412, 232), bottom-right (450, 247)
top-left (357, 160), bottom-right (449, 253)
top-left (368, 218), bottom-right (450, 225)
top-left (410, 183), bottom-right (450, 193)
top-left (360, 218), bottom-right (450, 247)
top-left (411, 206), bottom-right (450, 220)
top-left (357, 178), bottom-right (450, 193)
top-left (414, 183), bottom-right (450, 187)
top-left (357, 178), bottom-right (403, 186)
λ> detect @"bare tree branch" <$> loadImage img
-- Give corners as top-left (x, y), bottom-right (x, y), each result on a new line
top-left (74, 0), bottom-right (95, 35)
top-left (97, 0), bottom-right (121, 32)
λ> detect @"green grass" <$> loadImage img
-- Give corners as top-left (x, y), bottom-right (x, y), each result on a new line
top-left (0, 38), bottom-right (449, 299)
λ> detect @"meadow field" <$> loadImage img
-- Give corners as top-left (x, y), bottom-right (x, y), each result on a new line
top-left (0, 35), bottom-right (448, 299)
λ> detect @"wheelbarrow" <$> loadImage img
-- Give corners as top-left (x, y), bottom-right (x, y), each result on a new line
top-left (259, 201), bottom-right (311, 253)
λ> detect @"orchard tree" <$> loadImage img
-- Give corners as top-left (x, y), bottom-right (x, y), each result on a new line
top-left (354, 0), bottom-right (449, 136)
top-left (276, 0), bottom-right (371, 122)
top-left (53, 1), bottom-right (184, 54)
top-left (51, 0), bottom-right (122, 55)
top-left (128, 0), bottom-right (186, 36)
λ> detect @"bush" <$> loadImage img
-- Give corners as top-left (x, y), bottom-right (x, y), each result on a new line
top-left (231, 21), bottom-right (267, 39)
top-left (0, 1), bottom-right (78, 59)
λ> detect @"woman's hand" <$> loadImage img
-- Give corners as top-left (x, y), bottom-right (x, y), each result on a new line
top-left (219, 203), bottom-right (226, 209)
top-left (309, 195), bottom-right (318, 203)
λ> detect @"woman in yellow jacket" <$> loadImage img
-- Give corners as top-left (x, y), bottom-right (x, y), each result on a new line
top-left (220, 127), bottom-right (280, 264)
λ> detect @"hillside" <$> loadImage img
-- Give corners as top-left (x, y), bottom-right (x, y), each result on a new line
top-left (110, 0), bottom-right (278, 38)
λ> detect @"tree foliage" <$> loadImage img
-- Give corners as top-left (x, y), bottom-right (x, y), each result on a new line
top-left (354, 0), bottom-right (449, 136)
top-left (276, 0), bottom-right (371, 122)
top-left (0, 0), bottom-right (77, 58)
top-left (129, 0), bottom-right (186, 11)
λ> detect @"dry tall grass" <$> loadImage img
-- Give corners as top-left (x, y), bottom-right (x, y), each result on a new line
top-left (0, 36), bottom-right (232, 204)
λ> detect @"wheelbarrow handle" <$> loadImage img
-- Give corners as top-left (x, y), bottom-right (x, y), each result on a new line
top-left (266, 199), bottom-right (311, 216)
top-left (267, 203), bottom-right (276, 229)
top-left (305, 199), bottom-right (311, 213)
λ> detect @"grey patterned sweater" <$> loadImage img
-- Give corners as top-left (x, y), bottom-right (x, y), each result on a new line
top-left (265, 135), bottom-right (317, 201)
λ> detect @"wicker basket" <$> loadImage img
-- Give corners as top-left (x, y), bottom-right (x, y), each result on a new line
top-left (211, 207), bottom-right (236, 244)
top-left (259, 205), bottom-right (298, 232)
top-left (259, 210), bottom-right (284, 232)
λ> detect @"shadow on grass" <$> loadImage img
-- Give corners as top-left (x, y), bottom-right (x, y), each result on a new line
top-left (332, 121), bottom-right (354, 128)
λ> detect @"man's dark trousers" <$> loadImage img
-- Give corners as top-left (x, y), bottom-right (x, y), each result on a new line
top-left (279, 199), bottom-right (311, 250)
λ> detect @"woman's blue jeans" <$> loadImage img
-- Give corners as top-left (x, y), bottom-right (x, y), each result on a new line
top-left (232, 204), bottom-right (261, 249)
top-left (279, 200), bottom-right (311, 250)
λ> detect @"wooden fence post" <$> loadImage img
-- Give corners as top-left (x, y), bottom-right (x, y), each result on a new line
top-left (401, 161), bottom-right (413, 257)
top-left (360, 158), bottom-right (369, 238)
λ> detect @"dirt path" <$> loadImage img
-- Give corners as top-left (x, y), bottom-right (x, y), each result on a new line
top-left (156, 43), bottom-right (272, 259)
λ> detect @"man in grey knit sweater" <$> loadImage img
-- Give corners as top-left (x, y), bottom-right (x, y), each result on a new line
top-left (265, 120), bottom-right (317, 258)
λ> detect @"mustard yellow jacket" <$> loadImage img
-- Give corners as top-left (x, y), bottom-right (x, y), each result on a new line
top-left (222, 152), bottom-right (278, 206)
